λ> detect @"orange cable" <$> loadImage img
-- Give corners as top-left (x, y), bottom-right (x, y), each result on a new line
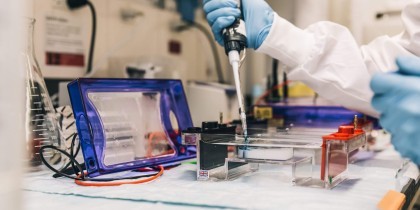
top-left (74, 165), bottom-right (164, 187)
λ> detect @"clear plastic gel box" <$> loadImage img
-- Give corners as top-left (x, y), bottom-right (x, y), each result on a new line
top-left (182, 123), bottom-right (366, 189)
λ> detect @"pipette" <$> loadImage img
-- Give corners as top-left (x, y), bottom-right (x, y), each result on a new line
top-left (228, 51), bottom-right (248, 138)
top-left (222, 0), bottom-right (248, 138)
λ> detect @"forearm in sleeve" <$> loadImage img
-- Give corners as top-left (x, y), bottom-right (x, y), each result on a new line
top-left (257, 14), bottom-right (378, 117)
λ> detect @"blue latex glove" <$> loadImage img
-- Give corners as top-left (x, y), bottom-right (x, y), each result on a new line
top-left (370, 56), bottom-right (420, 165)
top-left (203, 0), bottom-right (274, 49)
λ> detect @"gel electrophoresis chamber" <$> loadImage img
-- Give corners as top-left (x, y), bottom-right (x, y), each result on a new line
top-left (68, 78), bottom-right (195, 177)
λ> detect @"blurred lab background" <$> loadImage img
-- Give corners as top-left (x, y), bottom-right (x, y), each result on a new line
top-left (0, 0), bottom-right (414, 209)
top-left (22, 0), bottom-right (409, 125)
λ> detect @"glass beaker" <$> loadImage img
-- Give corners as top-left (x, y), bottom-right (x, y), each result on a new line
top-left (23, 18), bottom-right (62, 169)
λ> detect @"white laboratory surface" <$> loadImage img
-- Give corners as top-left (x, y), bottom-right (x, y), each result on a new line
top-left (23, 147), bottom-right (418, 210)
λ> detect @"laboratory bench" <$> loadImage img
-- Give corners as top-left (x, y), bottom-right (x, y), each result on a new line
top-left (24, 147), bottom-right (419, 210)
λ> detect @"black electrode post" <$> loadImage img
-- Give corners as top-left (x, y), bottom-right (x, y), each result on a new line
top-left (265, 75), bottom-right (271, 103)
top-left (66, 0), bottom-right (96, 75)
top-left (270, 59), bottom-right (281, 102)
top-left (283, 72), bottom-right (288, 103)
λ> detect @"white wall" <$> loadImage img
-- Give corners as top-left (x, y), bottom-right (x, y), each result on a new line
top-left (349, 0), bottom-right (408, 44)
top-left (28, 0), bottom-right (230, 84)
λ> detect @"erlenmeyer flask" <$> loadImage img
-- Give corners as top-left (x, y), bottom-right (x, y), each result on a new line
top-left (23, 18), bottom-right (62, 168)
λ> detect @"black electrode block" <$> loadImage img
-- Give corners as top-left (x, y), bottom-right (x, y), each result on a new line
top-left (202, 121), bottom-right (219, 130)
top-left (198, 123), bottom-right (236, 170)
top-left (231, 117), bottom-right (268, 135)
top-left (199, 141), bottom-right (228, 170)
top-left (186, 127), bottom-right (202, 133)
top-left (184, 122), bottom-right (247, 171)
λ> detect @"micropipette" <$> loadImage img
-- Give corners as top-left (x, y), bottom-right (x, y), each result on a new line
top-left (222, 0), bottom-right (248, 138)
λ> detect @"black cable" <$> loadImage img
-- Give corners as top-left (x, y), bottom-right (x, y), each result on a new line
top-left (40, 145), bottom-right (85, 180)
top-left (41, 144), bottom-right (160, 182)
top-left (53, 133), bottom-right (80, 178)
top-left (190, 22), bottom-right (225, 84)
top-left (86, 1), bottom-right (96, 75)
top-left (66, 0), bottom-right (97, 75)
top-left (70, 133), bottom-right (80, 175)
top-left (40, 133), bottom-right (160, 182)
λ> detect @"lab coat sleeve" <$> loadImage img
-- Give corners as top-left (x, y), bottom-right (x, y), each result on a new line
top-left (256, 2), bottom-right (420, 117)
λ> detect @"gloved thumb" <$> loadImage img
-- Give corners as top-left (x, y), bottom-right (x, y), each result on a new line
top-left (396, 56), bottom-right (420, 76)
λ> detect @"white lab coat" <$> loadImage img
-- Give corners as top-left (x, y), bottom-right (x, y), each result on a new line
top-left (257, 1), bottom-right (420, 117)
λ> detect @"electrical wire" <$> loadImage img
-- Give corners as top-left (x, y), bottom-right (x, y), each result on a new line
top-left (69, 133), bottom-right (81, 175)
top-left (52, 132), bottom-right (81, 178)
top-left (89, 20), bottom-right (144, 76)
top-left (190, 22), bottom-right (225, 84)
top-left (86, 1), bottom-right (96, 75)
top-left (40, 145), bottom-right (85, 180)
top-left (75, 165), bottom-right (164, 187)
top-left (39, 133), bottom-right (165, 186)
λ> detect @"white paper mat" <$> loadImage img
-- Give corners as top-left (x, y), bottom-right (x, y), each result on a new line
top-left (23, 155), bottom-right (418, 210)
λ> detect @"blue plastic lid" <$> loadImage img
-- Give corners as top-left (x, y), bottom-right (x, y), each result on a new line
top-left (68, 78), bottom-right (195, 177)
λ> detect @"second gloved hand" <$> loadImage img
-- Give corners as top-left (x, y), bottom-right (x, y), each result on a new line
top-left (203, 0), bottom-right (274, 49)
top-left (370, 56), bottom-right (420, 165)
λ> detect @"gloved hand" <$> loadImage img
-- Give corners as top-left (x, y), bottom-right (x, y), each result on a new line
top-left (203, 0), bottom-right (274, 49)
top-left (370, 56), bottom-right (420, 165)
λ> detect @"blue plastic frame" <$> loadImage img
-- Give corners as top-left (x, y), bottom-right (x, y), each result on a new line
top-left (68, 78), bottom-right (195, 177)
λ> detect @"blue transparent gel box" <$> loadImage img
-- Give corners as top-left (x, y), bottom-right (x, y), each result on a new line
top-left (68, 78), bottom-right (195, 177)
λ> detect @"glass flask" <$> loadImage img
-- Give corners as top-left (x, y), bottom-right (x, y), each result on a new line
top-left (23, 18), bottom-right (62, 168)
